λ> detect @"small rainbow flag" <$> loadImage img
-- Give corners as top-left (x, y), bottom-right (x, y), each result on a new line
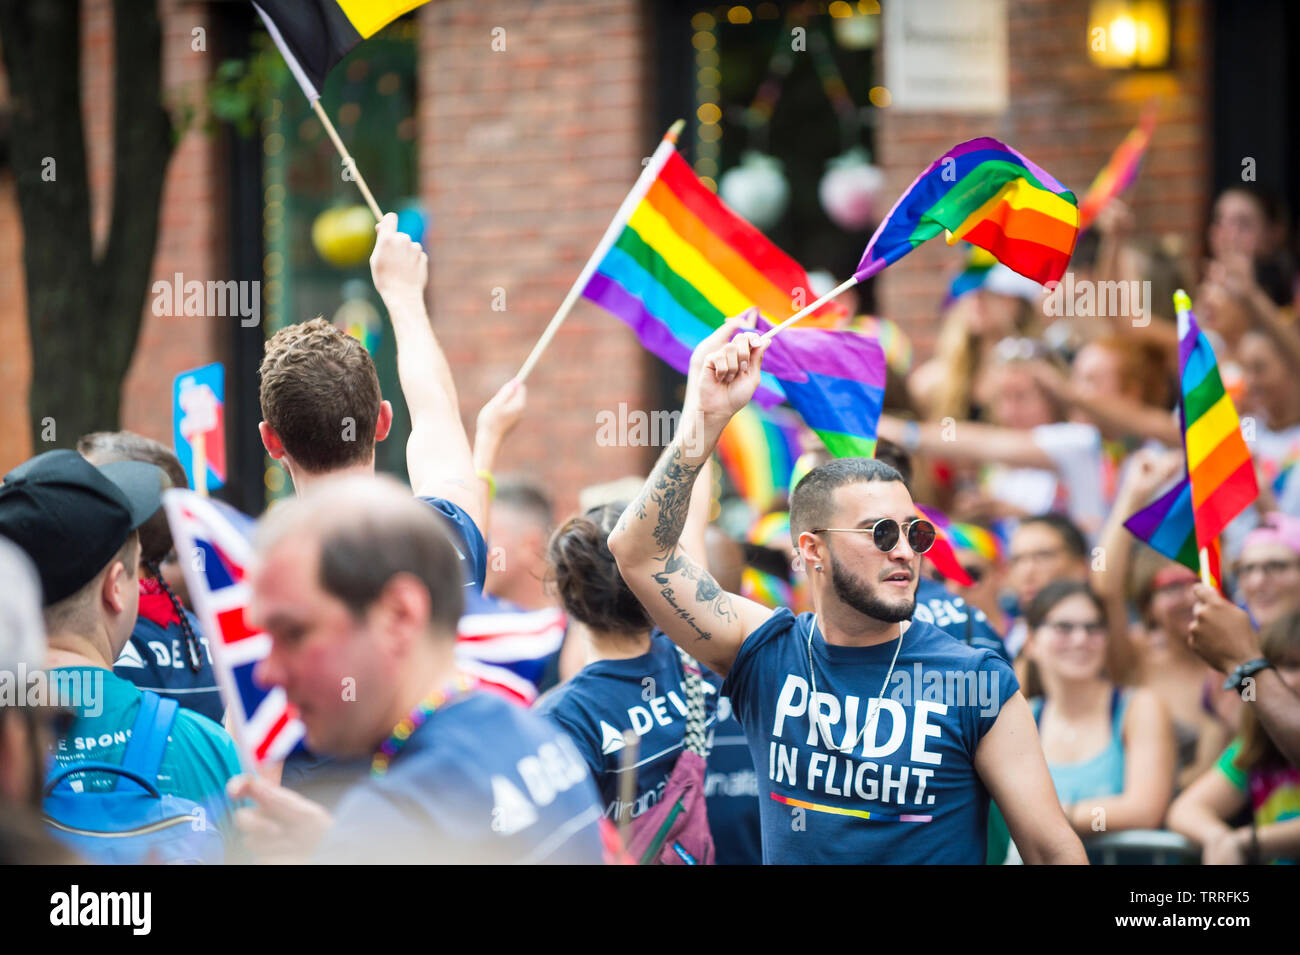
top-left (1125, 291), bottom-right (1258, 588)
top-left (717, 405), bottom-right (803, 513)
top-left (854, 138), bottom-right (1078, 287)
top-left (915, 504), bottom-right (975, 588)
top-left (581, 124), bottom-right (845, 407)
top-left (1077, 102), bottom-right (1158, 231)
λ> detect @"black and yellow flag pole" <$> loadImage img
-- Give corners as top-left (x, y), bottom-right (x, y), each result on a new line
top-left (252, 1), bottom-right (435, 221)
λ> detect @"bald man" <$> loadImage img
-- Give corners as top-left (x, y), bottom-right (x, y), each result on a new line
top-left (233, 475), bottom-right (605, 864)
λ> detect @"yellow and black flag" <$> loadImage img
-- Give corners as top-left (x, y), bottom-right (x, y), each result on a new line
top-left (253, 1), bottom-right (429, 102)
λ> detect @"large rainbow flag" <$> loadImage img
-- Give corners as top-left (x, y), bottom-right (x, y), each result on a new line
top-left (717, 404), bottom-right (804, 513)
top-left (854, 138), bottom-right (1078, 286)
top-left (1125, 291), bottom-right (1258, 587)
top-left (1077, 102), bottom-right (1158, 231)
top-left (579, 124), bottom-right (845, 407)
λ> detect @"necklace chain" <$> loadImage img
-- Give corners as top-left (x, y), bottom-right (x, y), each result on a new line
top-left (806, 614), bottom-right (904, 754)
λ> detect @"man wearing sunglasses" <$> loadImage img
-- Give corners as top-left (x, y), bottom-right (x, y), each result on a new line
top-left (610, 318), bottom-right (1086, 865)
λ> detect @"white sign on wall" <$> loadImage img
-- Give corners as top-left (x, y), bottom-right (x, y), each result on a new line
top-left (883, 0), bottom-right (1009, 113)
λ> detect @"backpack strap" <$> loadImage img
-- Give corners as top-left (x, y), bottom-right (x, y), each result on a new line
top-left (120, 691), bottom-right (179, 783)
top-left (675, 647), bottom-right (711, 759)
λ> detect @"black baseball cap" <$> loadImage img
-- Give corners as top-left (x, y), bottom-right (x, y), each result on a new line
top-left (0, 449), bottom-right (164, 606)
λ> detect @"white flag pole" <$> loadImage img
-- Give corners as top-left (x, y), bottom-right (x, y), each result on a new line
top-left (515, 120), bottom-right (686, 382)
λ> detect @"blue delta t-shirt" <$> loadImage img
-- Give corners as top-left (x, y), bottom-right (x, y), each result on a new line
top-left (421, 496), bottom-right (489, 595)
top-left (535, 632), bottom-right (763, 865)
top-left (722, 609), bottom-right (1018, 865)
top-left (913, 578), bottom-right (1010, 664)
top-left (114, 610), bottom-right (223, 724)
top-left (315, 691), bottom-right (606, 864)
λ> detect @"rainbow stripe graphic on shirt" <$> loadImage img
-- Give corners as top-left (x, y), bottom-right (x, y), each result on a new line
top-left (770, 792), bottom-right (933, 823)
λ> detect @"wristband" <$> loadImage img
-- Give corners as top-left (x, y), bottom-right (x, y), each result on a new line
top-left (901, 420), bottom-right (921, 454)
top-left (477, 469), bottom-right (496, 502)
top-left (1222, 658), bottom-right (1273, 693)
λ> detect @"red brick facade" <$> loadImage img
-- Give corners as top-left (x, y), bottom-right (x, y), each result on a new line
top-left (876, 0), bottom-right (1209, 353)
top-left (0, 0), bottom-right (1212, 513)
top-left (418, 0), bottom-right (655, 515)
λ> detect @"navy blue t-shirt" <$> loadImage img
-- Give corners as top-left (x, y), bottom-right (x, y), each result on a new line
top-left (315, 691), bottom-right (606, 864)
top-left (420, 496), bottom-right (489, 595)
top-left (535, 632), bottom-right (762, 865)
top-left (913, 578), bottom-right (1010, 664)
top-left (283, 496), bottom-right (489, 800)
top-left (114, 611), bottom-right (224, 723)
top-left (722, 609), bottom-right (1018, 864)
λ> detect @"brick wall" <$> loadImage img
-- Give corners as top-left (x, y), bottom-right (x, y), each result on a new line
top-left (418, 0), bottom-right (654, 517)
top-left (874, 0), bottom-right (1209, 354)
top-left (0, 0), bottom-right (222, 474)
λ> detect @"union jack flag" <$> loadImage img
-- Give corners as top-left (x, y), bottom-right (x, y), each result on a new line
top-left (162, 489), bottom-right (304, 769)
top-left (456, 591), bottom-right (567, 706)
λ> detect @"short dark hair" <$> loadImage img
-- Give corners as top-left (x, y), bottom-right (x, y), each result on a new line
top-left (1024, 579), bottom-right (1105, 630)
top-left (1018, 512), bottom-right (1088, 560)
top-left (871, 439), bottom-right (912, 489)
top-left (315, 504), bottom-right (465, 634)
top-left (547, 504), bottom-right (649, 635)
top-left (494, 478), bottom-right (554, 533)
top-left (789, 457), bottom-right (905, 541)
top-left (259, 318), bottom-right (382, 473)
top-left (78, 431), bottom-right (186, 566)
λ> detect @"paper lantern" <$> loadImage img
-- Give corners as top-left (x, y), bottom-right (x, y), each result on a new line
top-left (719, 152), bottom-right (789, 231)
top-left (311, 205), bottom-right (376, 268)
top-left (819, 148), bottom-right (884, 232)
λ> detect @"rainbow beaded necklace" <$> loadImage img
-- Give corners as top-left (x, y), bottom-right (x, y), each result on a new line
top-left (370, 673), bottom-right (478, 778)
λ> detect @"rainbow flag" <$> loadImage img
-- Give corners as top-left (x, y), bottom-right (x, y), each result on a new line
top-left (1077, 102), bottom-right (1158, 231)
top-left (580, 124), bottom-right (845, 407)
top-left (855, 138), bottom-right (1078, 286)
top-left (717, 405), bottom-right (803, 513)
top-left (947, 522), bottom-right (1004, 566)
top-left (1125, 291), bottom-right (1258, 587)
top-left (915, 505), bottom-right (975, 588)
top-left (758, 323), bottom-right (887, 460)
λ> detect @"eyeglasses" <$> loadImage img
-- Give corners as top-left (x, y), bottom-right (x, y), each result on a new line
top-left (1236, 559), bottom-right (1300, 580)
top-left (811, 519), bottom-right (936, 555)
top-left (1043, 620), bottom-right (1107, 640)
top-left (1008, 548), bottom-right (1066, 568)
top-left (960, 564), bottom-right (985, 584)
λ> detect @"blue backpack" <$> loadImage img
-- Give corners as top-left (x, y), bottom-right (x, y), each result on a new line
top-left (43, 691), bottom-right (226, 864)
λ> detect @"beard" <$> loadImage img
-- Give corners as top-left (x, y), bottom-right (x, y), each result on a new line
top-left (829, 548), bottom-right (917, 623)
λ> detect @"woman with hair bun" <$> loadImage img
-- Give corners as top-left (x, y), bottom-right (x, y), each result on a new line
top-left (534, 462), bottom-right (762, 864)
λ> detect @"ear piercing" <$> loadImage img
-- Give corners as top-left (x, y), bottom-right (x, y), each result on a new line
top-left (815, 564), bottom-right (823, 572)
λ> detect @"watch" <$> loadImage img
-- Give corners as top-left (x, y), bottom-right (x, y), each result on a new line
top-left (1222, 658), bottom-right (1274, 693)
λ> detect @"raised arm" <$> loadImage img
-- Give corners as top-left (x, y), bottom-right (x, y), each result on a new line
top-left (607, 316), bottom-right (774, 677)
top-left (369, 213), bottom-right (481, 527)
top-left (473, 377), bottom-right (527, 508)
top-left (876, 414), bottom-right (1055, 470)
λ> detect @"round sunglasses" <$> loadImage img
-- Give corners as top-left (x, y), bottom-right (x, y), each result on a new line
top-left (811, 518), bottom-right (937, 555)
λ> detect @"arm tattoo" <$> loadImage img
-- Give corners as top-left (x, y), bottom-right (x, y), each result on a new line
top-left (628, 443), bottom-right (701, 553)
top-left (650, 547), bottom-right (737, 642)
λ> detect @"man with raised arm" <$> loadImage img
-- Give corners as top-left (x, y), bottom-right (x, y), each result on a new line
top-left (608, 319), bottom-right (1087, 865)
top-left (256, 214), bottom-right (489, 804)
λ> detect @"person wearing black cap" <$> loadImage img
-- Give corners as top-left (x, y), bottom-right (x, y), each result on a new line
top-left (0, 450), bottom-right (241, 839)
